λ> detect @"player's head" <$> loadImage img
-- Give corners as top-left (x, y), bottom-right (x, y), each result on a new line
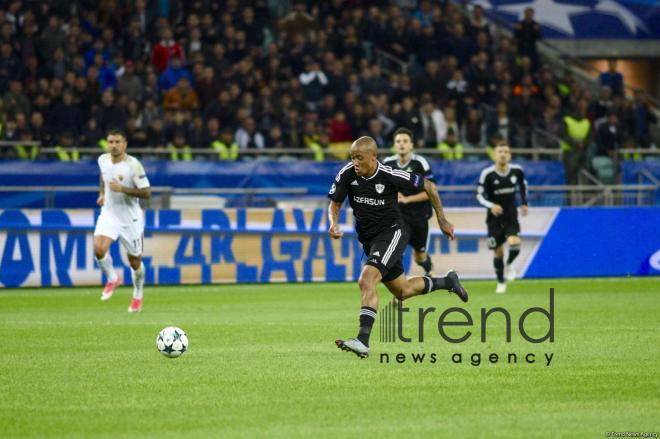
top-left (107, 129), bottom-right (127, 158)
top-left (493, 142), bottom-right (511, 166)
top-left (393, 127), bottom-right (414, 157)
top-left (350, 136), bottom-right (378, 177)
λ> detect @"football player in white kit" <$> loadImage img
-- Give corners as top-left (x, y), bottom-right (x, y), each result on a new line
top-left (94, 130), bottom-right (151, 312)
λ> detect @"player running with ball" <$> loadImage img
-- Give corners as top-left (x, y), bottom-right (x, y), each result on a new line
top-left (328, 136), bottom-right (468, 359)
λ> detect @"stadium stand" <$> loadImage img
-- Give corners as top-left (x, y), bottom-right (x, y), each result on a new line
top-left (0, 0), bottom-right (656, 186)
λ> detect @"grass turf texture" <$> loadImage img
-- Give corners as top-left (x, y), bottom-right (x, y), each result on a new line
top-left (1, 278), bottom-right (658, 438)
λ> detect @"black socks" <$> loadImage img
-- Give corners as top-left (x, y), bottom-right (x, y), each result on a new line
top-left (416, 256), bottom-right (433, 274)
top-left (357, 306), bottom-right (376, 346)
top-left (494, 256), bottom-right (504, 283)
top-left (507, 244), bottom-right (520, 265)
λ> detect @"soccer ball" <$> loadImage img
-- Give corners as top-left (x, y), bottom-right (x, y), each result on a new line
top-left (156, 326), bottom-right (188, 358)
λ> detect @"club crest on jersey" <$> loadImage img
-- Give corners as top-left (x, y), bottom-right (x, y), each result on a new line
top-left (511, 175), bottom-right (517, 184)
top-left (375, 184), bottom-right (385, 194)
top-left (118, 175), bottom-right (124, 181)
top-left (494, 179), bottom-right (499, 185)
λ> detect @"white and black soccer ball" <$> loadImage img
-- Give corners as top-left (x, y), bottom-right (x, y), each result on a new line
top-left (156, 326), bottom-right (188, 358)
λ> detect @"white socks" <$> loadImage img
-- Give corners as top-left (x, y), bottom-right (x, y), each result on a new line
top-left (96, 254), bottom-right (118, 283)
top-left (132, 262), bottom-right (145, 299)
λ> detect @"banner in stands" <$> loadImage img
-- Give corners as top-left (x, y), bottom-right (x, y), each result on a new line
top-left (0, 207), bottom-right (657, 288)
top-left (482, 0), bottom-right (660, 39)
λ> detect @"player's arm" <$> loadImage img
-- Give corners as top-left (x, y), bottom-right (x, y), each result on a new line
top-left (518, 169), bottom-right (529, 216)
top-left (423, 178), bottom-right (454, 240)
top-left (112, 184), bottom-right (152, 199)
top-left (112, 159), bottom-right (152, 199)
top-left (327, 171), bottom-right (349, 239)
top-left (401, 158), bottom-right (434, 204)
top-left (328, 200), bottom-right (343, 239)
top-left (97, 174), bottom-right (104, 206)
top-left (399, 190), bottom-right (429, 204)
top-left (477, 172), bottom-right (502, 215)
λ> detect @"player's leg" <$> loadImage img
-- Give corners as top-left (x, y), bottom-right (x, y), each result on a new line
top-left (505, 220), bottom-right (522, 282)
top-left (119, 223), bottom-right (145, 312)
top-left (410, 221), bottom-right (433, 275)
top-left (488, 221), bottom-right (507, 293)
top-left (335, 264), bottom-right (381, 358)
top-left (383, 265), bottom-right (468, 303)
top-left (93, 214), bottom-right (121, 300)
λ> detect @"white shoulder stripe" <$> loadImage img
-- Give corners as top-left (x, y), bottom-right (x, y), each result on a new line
top-left (382, 155), bottom-right (398, 163)
top-left (381, 165), bottom-right (411, 180)
top-left (412, 154), bottom-right (431, 172)
top-left (335, 162), bottom-right (353, 181)
top-left (479, 165), bottom-right (496, 184)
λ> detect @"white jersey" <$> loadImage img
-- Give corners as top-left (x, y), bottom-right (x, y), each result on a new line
top-left (98, 153), bottom-right (150, 224)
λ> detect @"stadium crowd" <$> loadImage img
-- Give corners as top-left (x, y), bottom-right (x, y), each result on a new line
top-left (0, 0), bottom-right (656, 179)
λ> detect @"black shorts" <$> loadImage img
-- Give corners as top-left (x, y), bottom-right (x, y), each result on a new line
top-left (403, 219), bottom-right (430, 253)
top-left (487, 218), bottom-right (520, 250)
top-left (363, 225), bottom-right (409, 282)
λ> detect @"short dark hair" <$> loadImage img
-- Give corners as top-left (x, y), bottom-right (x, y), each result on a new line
top-left (494, 142), bottom-right (510, 150)
top-left (106, 129), bottom-right (127, 140)
top-left (393, 127), bottom-right (414, 143)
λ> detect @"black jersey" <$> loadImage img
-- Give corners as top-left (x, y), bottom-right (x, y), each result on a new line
top-left (328, 161), bottom-right (425, 243)
top-left (477, 164), bottom-right (528, 222)
top-left (382, 153), bottom-right (436, 222)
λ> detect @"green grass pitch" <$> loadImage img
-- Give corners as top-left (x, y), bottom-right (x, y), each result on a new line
top-left (1, 278), bottom-right (658, 438)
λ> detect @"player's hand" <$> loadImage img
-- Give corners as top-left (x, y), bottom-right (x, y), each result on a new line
top-left (328, 224), bottom-right (343, 239)
top-left (109, 179), bottom-right (123, 193)
top-left (96, 194), bottom-right (104, 206)
top-left (439, 219), bottom-right (455, 241)
top-left (490, 205), bottom-right (503, 216)
top-left (520, 205), bottom-right (528, 216)
top-left (398, 193), bottom-right (407, 204)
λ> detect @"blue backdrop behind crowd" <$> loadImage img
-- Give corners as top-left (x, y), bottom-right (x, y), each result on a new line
top-left (0, 159), bottom-right (566, 208)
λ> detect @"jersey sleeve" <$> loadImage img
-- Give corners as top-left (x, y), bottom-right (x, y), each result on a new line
top-left (517, 168), bottom-right (528, 205)
top-left (416, 156), bottom-right (436, 183)
top-left (476, 170), bottom-right (494, 209)
top-left (131, 159), bottom-right (151, 189)
top-left (384, 165), bottom-right (425, 193)
top-left (328, 165), bottom-right (350, 203)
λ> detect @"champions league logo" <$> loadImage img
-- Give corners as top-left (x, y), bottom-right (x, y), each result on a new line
top-left (478, 0), bottom-right (655, 38)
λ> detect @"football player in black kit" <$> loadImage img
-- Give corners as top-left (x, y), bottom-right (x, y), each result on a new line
top-left (328, 136), bottom-right (468, 358)
top-left (383, 128), bottom-right (435, 275)
top-left (477, 143), bottom-right (528, 294)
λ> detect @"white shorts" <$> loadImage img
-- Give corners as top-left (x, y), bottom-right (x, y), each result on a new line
top-left (94, 213), bottom-right (144, 256)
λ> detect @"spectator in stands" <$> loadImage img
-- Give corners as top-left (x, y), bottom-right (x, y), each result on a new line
top-left (195, 66), bottom-right (219, 111)
top-left (366, 118), bottom-right (388, 149)
top-left (462, 107), bottom-right (485, 148)
top-left (267, 124), bottom-right (289, 149)
top-left (534, 106), bottom-right (562, 151)
top-left (93, 89), bottom-right (127, 132)
top-left (167, 131), bottom-right (192, 161)
top-left (328, 111), bottom-right (353, 143)
top-left (80, 118), bottom-right (103, 148)
top-left (561, 99), bottom-right (592, 184)
top-left (29, 111), bottom-right (49, 145)
top-left (163, 77), bottom-right (199, 111)
top-left (279, 2), bottom-right (316, 44)
top-left (599, 59), bottom-right (624, 97)
top-left (49, 89), bottom-right (83, 142)
top-left (510, 85), bottom-right (537, 148)
top-left (438, 128), bottom-right (464, 160)
top-left (117, 60), bottom-right (143, 102)
top-left (159, 56), bottom-right (192, 92)
top-left (235, 117), bottom-right (265, 153)
top-left (595, 112), bottom-right (622, 158)
top-left (299, 58), bottom-right (328, 110)
top-left (632, 89), bottom-right (658, 149)
top-left (152, 27), bottom-right (184, 74)
top-left (3, 79), bottom-right (30, 115)
top-left (418, 96), bottom-right (446, 148)
top-left (514, 7), bottom-right (542, 70)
